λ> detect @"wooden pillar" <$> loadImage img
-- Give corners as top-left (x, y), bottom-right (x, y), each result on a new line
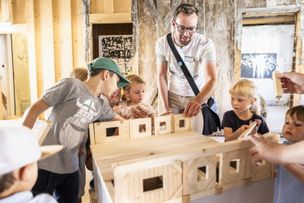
top-left (53, 0), bottom-right (74, 79)
top-left (104, 0), bottom-right (114, 13)
top-left (39, 0), bottom-right (56, 91)
top-left (293, 10), bottom-right (303, 106)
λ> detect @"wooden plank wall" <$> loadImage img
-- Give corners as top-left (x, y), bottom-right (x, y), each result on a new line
top-left (0, 0), bottom-right (13, 23)
top-left (0, 0), bottom-right (131, 117)
top-left (1, 0), bottom-right (86, 104)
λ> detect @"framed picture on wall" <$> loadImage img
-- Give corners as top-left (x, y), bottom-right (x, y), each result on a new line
top-left (241, 53), bottom-right (277, 79)
top-left (98, 35), bottom-right (133, 74)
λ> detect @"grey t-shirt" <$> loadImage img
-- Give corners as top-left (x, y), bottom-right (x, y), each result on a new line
top-left (38, 78), bottom-right (115, 174)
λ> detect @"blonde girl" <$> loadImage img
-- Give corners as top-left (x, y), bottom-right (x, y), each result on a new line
top-left (222, 79), bottom-right (269, 141)
top-left (114, 74), bottom-right (156, 118)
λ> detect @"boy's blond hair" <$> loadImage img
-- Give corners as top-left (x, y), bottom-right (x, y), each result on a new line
top-left (70, 68), bottom-right (88, 82)
top-left (229, 79), bottom-right (257, 98)
top-left (286, 105), bottom-right (304, 122)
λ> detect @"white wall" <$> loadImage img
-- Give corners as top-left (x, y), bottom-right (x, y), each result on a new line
top-left (241, 24), bottom-right (295, 103)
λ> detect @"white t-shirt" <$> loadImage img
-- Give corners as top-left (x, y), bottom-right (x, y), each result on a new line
top-left (156, 33), bottom-right (216, 97)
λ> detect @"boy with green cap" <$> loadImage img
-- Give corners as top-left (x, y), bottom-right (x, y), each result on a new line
top-left (22, 57), bottom-right (129, 203)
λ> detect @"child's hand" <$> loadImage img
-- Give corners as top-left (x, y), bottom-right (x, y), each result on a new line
top-left (240, 124), bottom-right (250, 132)
top-left (113, 105), bottom-right (122, 112)
top-left (250, 119), bottom-right (261, 134)
top-left (131, 105), bottom-right (150, 118)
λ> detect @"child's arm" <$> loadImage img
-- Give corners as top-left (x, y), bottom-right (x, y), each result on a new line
top-left (224, 125), bottom-right (249, 141)
top-left (284, 164), bottom-right (304, 182)
top-left (23, 98), bottom-right (49, 129)
top-left (113, 114), bottom-right (124, 121)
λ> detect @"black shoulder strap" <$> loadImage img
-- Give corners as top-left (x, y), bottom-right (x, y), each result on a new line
top-left (166, 33), bottom-right (200, 96)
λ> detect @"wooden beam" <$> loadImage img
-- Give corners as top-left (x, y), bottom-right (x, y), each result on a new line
top-left (0, 23), bottom-right (26, 33)
top-left (234, 47), bottom-right (241, 82)
top-left (3, 35), bottom-right (15, 116)
top-left (113, 0), bottom-right (131, 13)
top-left (25, 0), bottom-right (38, 103)
top-left (89, 24), bottom-right (93, 61)
top-left (242, 5), bottom-right (299, 18)
top-left (293, 11), bottom-right (303, 106)
top-left (53, 0), bottom-right (74, 80)
top-left (104, 0), bottom-right (113, 13)
top-left (242, 15), bottom-right (295, 25)
top-left (71, 0), bottom-right (86, 68)
top-left (0, 0), bottom-right (13, 23)
top-left (89, 12), bottom-right (131, 24)
top-left (40, 0), bottom-right (56, 91)
top-left (11, 0), bottom-right (26, 24)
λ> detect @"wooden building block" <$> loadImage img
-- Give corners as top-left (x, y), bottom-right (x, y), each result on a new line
top-left (89, 123), bottom-right (96, 145)
top-left (250, 160), bottom-right (274, 182)
top-left (238, 121), bottom-right (257, 140)
top-left (183, 155), bottom-right (217, 196)
top-left (249, 132), bottom-right (279, 182)
top-left (154, 115), bottom-right (172, 135)
top-left (129, 117), bottom-right (152, 139)
top-left (93, 158), bottom-right (113, 203)
top-left (163, 197), bottom-right (183, 203)
top-left (272, 71), bottom-right (283, 99)
top-left (173, 114), bottom-right (191, 132)
top-left (114, 160), bottom-right (182, 203)
top-left (90, 120), bottom-right (129, 144)
top-left (90, 126), bottom-right (280, 202)
top-left (219, 148), bottom-right (251, 187)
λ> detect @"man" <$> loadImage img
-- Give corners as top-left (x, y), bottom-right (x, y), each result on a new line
top-left (156, 3), bottom-right (217, 132)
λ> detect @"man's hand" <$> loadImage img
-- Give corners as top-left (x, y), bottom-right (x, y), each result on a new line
top-left (278, 72), bottom-right (304, 94)
top-left (183, 98), bottom-right (201, 117)
top-left (248, 134), bottom-right (283, 165)
top-left (160, 108), bottom-right (173, 116)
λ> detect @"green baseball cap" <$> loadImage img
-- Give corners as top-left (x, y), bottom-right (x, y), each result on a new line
top-left (88, 57), bottom-right (129, 88)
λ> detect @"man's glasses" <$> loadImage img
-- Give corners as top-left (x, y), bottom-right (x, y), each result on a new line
top-left (174, 22), bottom-right (197, 33)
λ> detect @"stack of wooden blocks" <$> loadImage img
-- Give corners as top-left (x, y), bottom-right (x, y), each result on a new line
top-left (89, 114), bottom-right (278, 203)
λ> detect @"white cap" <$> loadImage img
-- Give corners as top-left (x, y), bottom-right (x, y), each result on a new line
top-left (0, 126), bottom-right (63, 176)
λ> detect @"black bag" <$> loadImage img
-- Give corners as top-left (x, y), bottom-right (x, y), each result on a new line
top-left (166, 33), bottom-right (221, 135)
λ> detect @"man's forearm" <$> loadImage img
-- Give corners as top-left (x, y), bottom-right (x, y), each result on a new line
top-left (196, 77), bottom-right (216, 104)
top-left (157, 76), bottom-right (170, 111)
